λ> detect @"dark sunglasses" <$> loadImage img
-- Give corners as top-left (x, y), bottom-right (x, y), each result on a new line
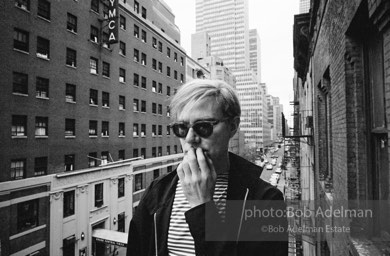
top-left (170, 119), bottom-right (229, 138)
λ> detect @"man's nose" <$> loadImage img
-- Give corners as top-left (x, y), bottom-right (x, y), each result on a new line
top-left (185, 127), bottom-right (200, 144)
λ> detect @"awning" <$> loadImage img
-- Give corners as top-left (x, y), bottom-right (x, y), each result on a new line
top-left (92, 229), bottom-right (128, 247)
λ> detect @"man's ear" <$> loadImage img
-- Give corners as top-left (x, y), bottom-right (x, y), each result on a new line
top-left (229, 116), bottom-right (240, 138)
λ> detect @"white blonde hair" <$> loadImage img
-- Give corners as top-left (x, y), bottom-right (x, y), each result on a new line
top-left (169, 79), bottom-right (241, 121)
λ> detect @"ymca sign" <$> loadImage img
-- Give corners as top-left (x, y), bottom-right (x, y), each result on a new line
top-left (108, 0), bottom-right (118, 44)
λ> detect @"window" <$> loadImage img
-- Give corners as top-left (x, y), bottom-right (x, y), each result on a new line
top-left (167, 86), bottom-right (171, 96)
top-left (118, 178), bottom-right (124, 198)
top-left (152, 103), bottom-right (157, 114)
top-left (119, 95), bottom-right (125, 110)
top-left (65, 119), bottom-right (75, 137)
top-left (134, 24), bottom-right (139, 38)
top-left (141, 100), bottom-right (146, 112)
top-left (153, 169), bottom-right (159, 179)
top-left (63, 191), bottom-right (75, 218)
top-left (120, 15), bottom-right (126, 30)
top-left (119, 41), bottom-right (126, 56)
top-left (181, 74), bottom-right (184, 83)
top-left (133, 99), bottom-right (139, 112)
top-left (134, 173), bottom-right (143, 191)
top-left (167, 106), bottom-right (170, 117)
top-left (89, 26), bottom-right (99, 43)
top-left (95, 183), bottom-right (103, 207)
top-left (88, 152), bottom-right (97, 167)
top-left (158, 41), bottom-right (162, 52)
top-left (101, 121), bottom-right (109, 136)
top-left (133, 123), bottom-right (139, 136)
top-left (141, 124), bottom-right (146, 137)
top-left (36, 76), bottom-right (49, 98)
top-left (89, 120), bottom-right (97, 136)
top-left (152, 58), bottom-right (157, 70)
top-left (63, 236), bottom-right (75, 256)
top-left (174, 52), bottom-right (177, 62)
top-left (15, 0), bottom-right (30, 11)
top-left (167, 66), bottom-right (171, 77)
top-left (64, 154), bottom-right (74, 171)
top-left (152, 125), bottom-right (156, 136)
top-left (141, 30), bottom-right (147, 42)
top-left (141, 76), bottom-right (146, 89)
top-left (152, 37), bottom-right (157, 48)
top-left (158, 146), bottom-right (162, 156)
top-left (90, 57), bottom-right (98, 74)
top-left (37, 0), bottom-right (50, 20)
top-left (134, 0), bottom-right (139, 13)
top-left (134, 49), bottom-right (139, 62)
top-left (102, 32), bottom-right (110, 48)
top-left (102, 92), bottom-right (109, 107)
top-left (14, 28), bottom-right (29, 52)
top-left (66, 48), bottom-right (76, 67)
top-left (133, 148), bottom-right (139, 157)
top-left (167, 47), bottom-right (171, 57)
top-left (102, 62), bottom-right (110, 77)
top-left (158, 104), bottom-right (162, 115)
top-left (141, 7), bottom-right (146, 19)
top-left (158, 125), bottom-right (162, 136)
top-left (11, 159), bottom-right (26, 180)
top-left (118, 212), bottom-right (125, 232)
top-left (167, 125), bottom-right (171, 136)
top-left (103, 3), bottom-right (109, 19)
top-left (158, 83), bottom-right (163, 94)
top-left (34, 157), bottom-right (47, 176)
top-left (168, 166), bottom-right (173, 172)
top-left (141, 148), bottom-right (146, 159)
top-left (174, 70), bottom-right (178, 80)
top-left (17, 199), bottom-right (38, 232)
top-left (152, 147), bottom-right (156, 157)
top-left (101, 151), bottom-right (109, 165)
top-left (119, 122), bottom-right (125, 136)
top-left (141, 53), bottom-right (146, 65)
top-left (167, 146), bottom-right (171, 154)
top-left (12, 115), bottom-right (27, 137)
top-left (174, 145), bottom-right (178, 154)
top-left (180, 57), bottom-right (184, 66)
top-left (133, 73), bottom-right (139, 86)
top-left (66, 83), bottom-right (76, 102)
top-left (36, 36), bottom-right (50, 59)
top-left (35, 116), bottom-right (48, 136)
top-left (119, 68), bottom-right (126, 83)
top-left (158, 62), bottom-right (162, 73)
top-left (90, 89), bottom-right (98, 105)
top-left (118, 150), bottom-right (125, 161)
top-left (67, 13), bottom-right (77, 32)
top-left (13, 72), bottom-right (28, 94)
top-left (91, 0), bottom-right (99, 12)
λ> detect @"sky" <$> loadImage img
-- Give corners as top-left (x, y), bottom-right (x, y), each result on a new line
top-left (163, 0), bottom-right (300, 120)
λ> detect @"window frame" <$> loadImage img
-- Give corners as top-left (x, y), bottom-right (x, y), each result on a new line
top-left (63, 190), bottom-right (75, 218)
top-left (36, 76), bottom-right (49, 98)
top-left (67, 13), bottom-right (77, 33)
top-left (14, 28), bottom-right (29, 52)
top-left (35, 116), bottom-right (48, 137)
top-left (37, 0), bottom-right (50, 20)
top-left (13, 72), bottom-right (28, 95)
top-left (17, 199), bottom-right (38, 233)
top-left (34, 156), bottom-right (47, 176)
top-left (36, 36), bottom-right (50, 59)
top-left (11, 158), bottom-right (26, 180)
top-left (65, 83), bottom-right (76, 103)
top-left (12, 115), bottom-right (27, 137)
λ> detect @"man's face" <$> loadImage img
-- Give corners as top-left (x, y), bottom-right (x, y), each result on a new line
top-left (176, 97), bottom-right (233, 162)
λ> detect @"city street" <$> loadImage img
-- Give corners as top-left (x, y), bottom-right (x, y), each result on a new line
top-left (260, 145), bottom-right (286, 193)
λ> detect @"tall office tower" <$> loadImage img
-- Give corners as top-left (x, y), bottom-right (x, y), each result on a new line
top-left (191, 31), bottom-right (211, 61)
top-left (249, 29), bottom-right (261, 83)
top-left (299, 0), bottom-right (310, 13)
top-left (195, 0), bottom-right (250, 71)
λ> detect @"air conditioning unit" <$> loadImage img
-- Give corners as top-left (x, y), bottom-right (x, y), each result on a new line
top-left (306, 116), bottom-right (313, 128)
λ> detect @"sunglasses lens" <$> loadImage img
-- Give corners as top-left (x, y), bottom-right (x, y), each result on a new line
top-left (193, 122), bottom-right (213, 138)
top-left (172, 124), bottom-right (188, 138)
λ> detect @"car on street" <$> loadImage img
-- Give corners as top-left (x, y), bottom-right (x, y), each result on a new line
top-left (271, 173), bottom-right (280, 181)
top-left (271, 158), bottom-right (277, 166)
top-left (275, 168), bottom-right (282, 174)
top-left (266, 164), bottom-right (273, 170)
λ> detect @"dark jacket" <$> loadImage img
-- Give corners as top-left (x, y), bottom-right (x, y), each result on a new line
top-left (127, 153), bottom-right (288, 256)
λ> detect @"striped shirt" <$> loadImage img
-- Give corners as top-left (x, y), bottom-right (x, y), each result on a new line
top-left (167, 174), bottom-right (229, 256)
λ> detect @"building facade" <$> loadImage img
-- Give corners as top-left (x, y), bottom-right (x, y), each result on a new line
top-left (293, 0), bottom-right (390, 255)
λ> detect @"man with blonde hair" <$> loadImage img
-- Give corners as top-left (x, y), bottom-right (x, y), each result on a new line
top-left (127, 79), bottom-right (287, 255)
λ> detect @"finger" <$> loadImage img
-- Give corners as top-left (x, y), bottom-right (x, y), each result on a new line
top-left (176, 163), bottom-right (185, 181)
top-left (187, 148), bottom-right (200, 177)
top-left (181, 157), bottom-right (192, 179)
top-left (196, 147), bottom-right (209, 174)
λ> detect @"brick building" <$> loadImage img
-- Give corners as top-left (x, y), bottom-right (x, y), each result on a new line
top-left (293, 0), bottom-right (390, 255)
top-left (0, 0), bottom-right (185, 254)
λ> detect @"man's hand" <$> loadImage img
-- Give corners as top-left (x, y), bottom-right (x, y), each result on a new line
top-left (177, 147), bottom-right (217, 208)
